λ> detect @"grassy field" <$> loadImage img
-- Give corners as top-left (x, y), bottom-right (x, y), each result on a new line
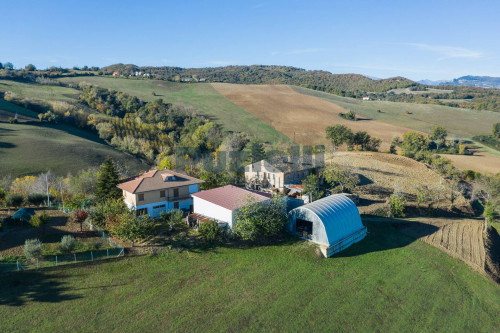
top-left (293, 86), bottom-right (500, 140)
top-left (0, 100), bottom-right (38, 118)
top-left (0, 122), bottom-right (147, 176)
top-left (1, 222), bottom-right (499, 332)
top-left (0, 79), bottom-right (80, 103)
top-left (58, 76), bottom-right (291, 145)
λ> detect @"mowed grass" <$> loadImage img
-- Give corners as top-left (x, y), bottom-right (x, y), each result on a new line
top-left (0, 122), bottom-right (147, 176)
top-left (1, 222), bottom-right (499, 332)
top-left (0, 80), bottom-right (80, 102)
top-left (293, 86), bottom-right (500, 139)
top-left (58, 76), bottom-right (291, 144)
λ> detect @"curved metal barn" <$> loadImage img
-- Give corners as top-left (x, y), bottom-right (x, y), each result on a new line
top-left (288, 194), bottom-right (367, 257)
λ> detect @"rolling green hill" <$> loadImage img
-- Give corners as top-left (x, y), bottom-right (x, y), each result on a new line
top-left (0, 122), bottom-right (147, 176)
top-left (1, 222), bottom-right (499, 331)
top-left (58, 76), bottom-right (291, 145)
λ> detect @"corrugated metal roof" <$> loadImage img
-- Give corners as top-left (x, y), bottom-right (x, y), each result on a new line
top-left (289, 194), bottom-right (364, 246)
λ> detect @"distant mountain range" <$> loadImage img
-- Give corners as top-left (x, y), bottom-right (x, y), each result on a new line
top-left (419, 76), bottom-right (500, 89)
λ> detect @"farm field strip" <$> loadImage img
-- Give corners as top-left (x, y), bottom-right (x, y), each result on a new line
top-left (211, 83), bottom-right (415, 149)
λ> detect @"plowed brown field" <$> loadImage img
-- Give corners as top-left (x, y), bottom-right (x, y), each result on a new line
top-left (440, 152), bottom-right (500, 174)
top-left (212, 83), bottom-right (414, 149)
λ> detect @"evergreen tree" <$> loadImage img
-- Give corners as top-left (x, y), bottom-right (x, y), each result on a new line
top-left (95, 157), bottom-right (122, 201)
top-left (246, 139), bottom-right (266, 163)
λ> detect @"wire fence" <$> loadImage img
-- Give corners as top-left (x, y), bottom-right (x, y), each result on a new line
top-left (0, 248), bottom-right (125, 273)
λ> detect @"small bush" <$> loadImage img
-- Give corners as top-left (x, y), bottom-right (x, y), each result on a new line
top-left (389, 194), bottom-right (407, 218)
top-left (59, 235), bottom-right (76, 253)
top-left (199, 220), bottom-right (223, 243)
top-left (6, 193), bottom-right (24, 208)
top-left (24, 239), bottom-right (43, 259)
top-left (30, 212), bottom-right (51, 228)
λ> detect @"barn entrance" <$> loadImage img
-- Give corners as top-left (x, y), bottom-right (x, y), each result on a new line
top-left (296, 218), bottom-right (313, 239)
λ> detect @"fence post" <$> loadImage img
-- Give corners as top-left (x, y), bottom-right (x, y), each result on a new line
top-left (56, 255), bottom-right (58, 266)
top-left (17, 260), bottom-right (19, 272)
top-left (91, 251), bottom-right (93, 261)
top-left (37, 258), bottom-right (39, 269)
top-left (107, 249), bottom-right (109, 258)
top-left (74, 253), bottom-right (77, 263)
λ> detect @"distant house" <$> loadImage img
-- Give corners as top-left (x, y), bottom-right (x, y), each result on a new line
top-left (117, 169), bottom-right (204, 217)
top-left (190, 185), bottom-right (271, 229)
top-left (112, 71), bottom-right (120, 76)
top-left (245, 157), bottom-right (317, 190)
top-left (362, 96), bottom-right (370, 101)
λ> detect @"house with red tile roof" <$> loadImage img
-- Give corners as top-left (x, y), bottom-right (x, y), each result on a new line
top-left (191, 185), bottom-right (271, 228)
top-left (117, 169), bottom-right (204, 217)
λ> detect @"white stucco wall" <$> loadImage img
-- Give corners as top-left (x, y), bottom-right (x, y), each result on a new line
top-left (193, 197), bottom-right (234, 226)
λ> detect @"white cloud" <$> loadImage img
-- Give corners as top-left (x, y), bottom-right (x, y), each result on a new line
top-left (407, 43), bottom-right (482, 60)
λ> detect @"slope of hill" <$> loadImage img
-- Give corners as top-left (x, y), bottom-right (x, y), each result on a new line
top-left (1, 223), bottom-right (500, 331)
top-left (57, 76), bottom-right (291, 145)
top-left (0, 122), bottom-right (147, 176)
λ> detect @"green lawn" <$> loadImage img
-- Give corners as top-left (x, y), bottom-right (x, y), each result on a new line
top-left (1, 222), bottom-right (499, 332)
top-left (0, 79), bottom-right (80, 103)
top-left (0, 122), bottom-right (148, 176)
top-left (293, 86), bottom-right (500, 139)
top-left (58, 76), bottom-right (291, 145)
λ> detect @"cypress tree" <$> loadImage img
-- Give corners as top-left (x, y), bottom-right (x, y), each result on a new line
top-left (95, 157), bottom-right (122, 201)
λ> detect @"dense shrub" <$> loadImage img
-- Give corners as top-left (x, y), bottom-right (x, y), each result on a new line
top-left (29, 213), bottom-right (51, 228)
top-left (27, 193), bottom-right (46, 206)
top-left (389, 194), bottom-right (407, 218)
top-left (5, 193), bottom-right (24, 208)
top-left (59, 235), bottom-right (76, 253)
top-left (159, 209), bottom-right (184, 230)
top-left (23, 239), bottom-right (43, 259)
top-left (198, 220), bottom-right (223, 243)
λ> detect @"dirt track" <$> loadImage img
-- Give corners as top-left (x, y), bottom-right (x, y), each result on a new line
top-left (212, 83), bottom-right (414, 149)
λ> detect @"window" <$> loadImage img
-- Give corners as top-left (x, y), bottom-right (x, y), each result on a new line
top-left (174, 202), bottom-right (179, 209)
top-left (173, 188), bottom-right (179, 197)
top-left (138, 193), bottom-right (144, 201)
top-left (160, 190), bottom-right (165, 198)
top-left (136, 208), bottom-right (148, 216)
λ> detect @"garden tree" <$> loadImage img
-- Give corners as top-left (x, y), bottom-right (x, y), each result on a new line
top-left (246, 139), bottom-right (266, 163)
top-left (27, 193), bottom-right (46, 207)
top-left (446, 180), bottom-right (466, 211)
top-left (493, 122), bottom-right (500, 139)
top-left (34, 170), bottom-right (56, 206)
top-left (24, 64), bottom-right (36, 71)
top-left (0, 188), bottom-right (6, 206)
top-left (69, 167), bottom-right (99, 198)
top-left (95, 157), bottom-right (122, 202)
top-left (326, 125), bottom-right (353, 150)
top-left (401, 131), bottom-right (428, 157)
top-left (414, 184), bottom-right (432, 210)
top-left (111, 211), bottom-right (153, 247)
top-left (0, 62), bottom-right (3, 69)
top-left (23, 239), bottom-right (43, 261)
top-left (88, 198), bottom-right (127, 228)
top-left (233, 195), bottom-right (287, 241)
top-left (54, 176), bottom-right (70, 207)
top-left (4, 62), bottom-right (14, 70)
top-left (159, 209), bottom-right (184, 231)
top-left (6, 193), bottom-right (24, 211)
top-left (70, 210), bottom-right (88, 232)
top-left (302, 173), bottom-right (323, 202)
top-left (430, 126), bottom-right (448, 149)
top-left (198, 220), bottom-right (223, 243)
top-left (198, 169), bottom-right (231, 190)
top-left (29, 213), bottom-right (51, 236)
top-left (322, 163), bottom-right (359, 193)
top-left (10, 175), bottom-right (37, 195)
top-left (430, 156), bottom-right (457, 178)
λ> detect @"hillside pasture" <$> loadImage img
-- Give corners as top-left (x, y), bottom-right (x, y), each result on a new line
top-left (57, 76), bottom-right (291, 145)
top-left (212, 83), bottom-right (415, 149)
top-left (0, 122), bottom-right (147, 176)
top-left (0, 79), bottom-right (80, 103)
top-left (1, 222), bottom-right (500, 331)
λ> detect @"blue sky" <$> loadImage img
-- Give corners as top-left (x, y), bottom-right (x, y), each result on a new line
top-left (1, 0), bottom-right (498, 80)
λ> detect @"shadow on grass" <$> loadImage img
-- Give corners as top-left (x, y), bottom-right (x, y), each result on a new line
top-left (333, 219), bottom-right (439, 258)
top-left (0, 270), bottom-right (81, 306)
